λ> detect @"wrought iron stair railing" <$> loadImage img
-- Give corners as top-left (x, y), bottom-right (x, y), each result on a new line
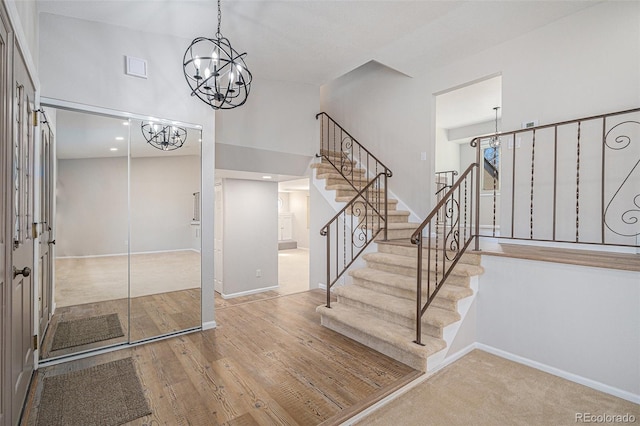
top-left (474, 107), bottom-right (640, 246)
top-left (410, 106), bottom-right (639, 345)
top-left (316, 112), bottom-right (392, 195)
top-left (410, 163), bottom-right (479, 345)
top-left (321, 172), bottom-right (389, 307)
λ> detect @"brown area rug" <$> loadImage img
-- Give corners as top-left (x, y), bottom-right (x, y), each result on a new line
top-left (51, 313), bottom-right (124, 351)
top-left (36, 357), bottom-right (151, 426)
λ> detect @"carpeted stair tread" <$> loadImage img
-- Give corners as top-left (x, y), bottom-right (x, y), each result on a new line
top-left (363, 252), bottom-right (484, 277)
top-left (349, 267), bottom-right (474, 302)
top-left (376, 240), bottom-right (482, 266)
top-left (316, 303), bottom-right (446, 359)
top-left (334, 285), bottom-right (460, 328)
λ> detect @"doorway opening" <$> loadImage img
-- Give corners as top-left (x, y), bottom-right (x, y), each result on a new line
top-left (277, 178), bottom-right (310, 295)
top-left (434, 75), bottom-right (502, 234)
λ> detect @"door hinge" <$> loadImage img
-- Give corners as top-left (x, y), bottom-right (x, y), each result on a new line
top-left (33, 109), bottom-right (38, 127)
top-left (33, 335), bottom-right (38, 350)
top-left (32, 222), bottom-right (38, 239)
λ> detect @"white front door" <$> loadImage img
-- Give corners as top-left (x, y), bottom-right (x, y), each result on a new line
top-left (10, 43), bottom-right (35, 426)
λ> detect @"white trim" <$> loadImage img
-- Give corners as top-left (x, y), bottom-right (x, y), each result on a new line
top-left (476, 343), bottom-right (640, 404)
top-left (220, 285), bottom-right (279, 299)
top-left (39, 97), bottom-right (202, 129)
top-left (318, 282), bottom-right (327, 290)
top-left (202, 320), bottom-right (217, 331)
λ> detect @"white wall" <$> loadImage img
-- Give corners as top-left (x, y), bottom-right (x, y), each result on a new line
top-left (320, 61), bottom-right (431, 216)
top-left (222, 179), bottom-right (278, 296)
top-left (478, 255), bottom-right (640, 400)
top-left (309, 182), bottom-right (338, 289)
top-left (56, 155), bottom-right (200, 257)
top-left (130, 155), bottom-right (200, 253)
top-left (8, 0), bottom-right (37, 70)
top-left (216, 77), bottom-right (319, 157)
top-left (289, 191), bottom-right (310, 249)
top-left (39, 13), bottom-right (216, 323)
top-left (56, 157), bottom-right (128, 257)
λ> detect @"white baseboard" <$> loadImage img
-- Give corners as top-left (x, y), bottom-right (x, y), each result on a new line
top-left (318, 282), bottom-right (327, 290)
top-left (220, 285), bottom-right (279, 299)
top-left (202, 320), bottom-right (217, 330)
top-left (57, 248), bottom-right (200, 259)
top-left (476, 343), bottom-right (640, 404)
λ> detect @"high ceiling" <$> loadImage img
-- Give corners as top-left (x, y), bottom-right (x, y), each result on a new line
top-left (37, 1), bottom-right (597, 86)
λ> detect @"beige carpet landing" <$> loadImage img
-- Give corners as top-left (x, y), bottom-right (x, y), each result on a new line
top-left (356, 350), bottom-right (640, 426)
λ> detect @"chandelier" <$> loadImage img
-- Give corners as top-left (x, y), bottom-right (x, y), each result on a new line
top-left (183, 0), bottom-right (252, 110)
top-left (141, 122), bottom-right (187, 151)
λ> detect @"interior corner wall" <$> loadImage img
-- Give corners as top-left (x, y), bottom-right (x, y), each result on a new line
top-left (320, 62), bottom-right (431, 216)
top-left (222, 179), bottom-right (278, 296)
top-left (434, 127), bottom-right (460, 175)
top-left (215, 76), bottom-right (320, 157)
top-left (289, 191), bottom-right (310, 249)
top-left (477, 256), bottom-right (640, 399)
top-left (320, 1), bottom-right (639, 214)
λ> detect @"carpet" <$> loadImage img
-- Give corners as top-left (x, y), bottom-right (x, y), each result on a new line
top-left (51, 313), bottom-right (124, 351)
top-left (36, 357), bottom-right (151, 426)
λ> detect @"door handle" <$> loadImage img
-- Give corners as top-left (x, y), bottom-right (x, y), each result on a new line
top-left (14, 266), bottom-right (31, 278)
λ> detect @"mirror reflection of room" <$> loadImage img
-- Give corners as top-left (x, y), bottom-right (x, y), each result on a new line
top-left (129, 118), bottom-right (202, 342)
top-left (39, 107), bottom-right (202, 360)
top-left (41, 109), bottom-right (129, 359)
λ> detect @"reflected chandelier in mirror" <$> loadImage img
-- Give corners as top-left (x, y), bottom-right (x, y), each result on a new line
top-left (141, 121), bottom-right (187, 151)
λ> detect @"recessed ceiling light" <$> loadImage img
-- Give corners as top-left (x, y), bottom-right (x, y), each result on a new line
top-left (122, 121), bottom-right (129, 126)
top-left (110, 147), bottom-right (118, 151)
top-left (262, 175), bottom-right (273, 179)
top-left (115, 136), bottom-right (124, 141)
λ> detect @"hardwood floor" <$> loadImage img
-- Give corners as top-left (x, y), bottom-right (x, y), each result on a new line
top-left (25, 290), bottom-right (419, 425)
top-left (40, 289), bottom-right (202, 359)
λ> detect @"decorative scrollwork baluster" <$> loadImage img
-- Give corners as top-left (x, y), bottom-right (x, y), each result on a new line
top-left (604, 120), bottom-right (640, 238)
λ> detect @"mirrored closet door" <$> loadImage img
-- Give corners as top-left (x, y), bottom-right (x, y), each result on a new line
top-left (129, 118), bottom-right (202, 342)
top-left (39, 105), bottom-right (202, 361)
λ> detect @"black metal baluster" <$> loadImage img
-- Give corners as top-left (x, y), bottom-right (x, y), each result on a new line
top-left (576, 122), bottom-right (581, 242)
top-left (530, 129), bottom-right (536, 239)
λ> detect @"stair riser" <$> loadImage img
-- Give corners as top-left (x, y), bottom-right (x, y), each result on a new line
top-left (336, 294), bottom-right (443, 338)
top-left (320, 315), bottom-right (430, 372)
top-left (320, 177), bottom-right (369, 187)
top-left (364, 261), bottom-right (471, 287)
top-left (335, 189), bottom-right (387, 198)
top-left (377, 244), bottom-right (481, 266)
top-left (351, 277), bottom-right (458, 311)
top-left (347, 214), bottom-right (409, 224)
top-left (379, 228), bottom-right (418, 240)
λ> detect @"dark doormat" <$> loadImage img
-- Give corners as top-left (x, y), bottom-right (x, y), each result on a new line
top-left (36, 357), bottom-right (151, 426)
top-left (51, 313), bottom-right (124, 351)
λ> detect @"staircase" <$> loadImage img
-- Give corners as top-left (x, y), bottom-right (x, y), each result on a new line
top-left (310, 153), bottom-right (419, 239)
top-left (313, 154), bottom-right (483, 371)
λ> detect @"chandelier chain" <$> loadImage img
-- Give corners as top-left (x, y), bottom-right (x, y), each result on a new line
top-left (217, 0), bottom-right (222, 37)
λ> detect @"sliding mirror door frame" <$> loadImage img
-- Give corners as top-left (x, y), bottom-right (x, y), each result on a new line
top-left (39, 98), bottom-right (204, 362)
